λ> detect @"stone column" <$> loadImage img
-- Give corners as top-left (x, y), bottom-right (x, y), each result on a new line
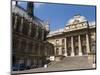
top-left (60, 39), bottom-right (62, 55)
top-left (26, 59), bottom-right (31, 68)
top-left (78, 35), bottom-right (82, 56)
top-left (14, 15), bottom-right (18, 30)
top-left (25, 41), bottom-right (29, 53)
top-left (38, 43), bottom-right (41, 55)
top-left (71, 36), bottom-right (74, 56)
top-left (35, 24), bottom-right (39, 39)
top-left (42, 29), bottom-right (44, 41)
top-left (64, 38), bottom-right (67, 56)
top-left (19, 17), bottom-right (24, 33)
top-left (86, 34), bottom-right (90, 54)
top-left (17, 39), bottom-right (22, 51)
top-left (32, 43), bottom-right (35, 54)
top-left (59, 47), bottom-right (62, 55)
top-left (28, 22), bottom-right (32, 36)
top-left (54, 47), bottom-right (57, 56)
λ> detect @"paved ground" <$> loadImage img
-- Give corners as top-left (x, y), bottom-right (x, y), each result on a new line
top-left (12, 66), bottom-right (95, 74)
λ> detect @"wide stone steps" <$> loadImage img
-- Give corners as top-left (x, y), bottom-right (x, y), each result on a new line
top-left (12, 56), bottom-right (94, 74)
top-left (48, 56), bottom-right (92, 69)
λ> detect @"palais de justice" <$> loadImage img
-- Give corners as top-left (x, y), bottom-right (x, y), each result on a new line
top-left (12, 1), bottom-right (96, 73)
top-left (47, 15), bottom-right (96, 64)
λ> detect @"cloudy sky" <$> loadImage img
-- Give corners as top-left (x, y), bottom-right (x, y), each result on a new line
top-left (12, 1), bottom-right (96, 31)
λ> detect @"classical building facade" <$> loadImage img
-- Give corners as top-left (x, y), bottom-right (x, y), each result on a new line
top-left (12, 2), bottom-right (54, 71)
top-left (47, 15), bottom-right (96, 62)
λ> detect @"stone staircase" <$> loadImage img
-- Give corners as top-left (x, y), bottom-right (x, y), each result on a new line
top-left (48, 56), bottom-right (93, 69)
top-left (12, 56), bottom-right (94, 74)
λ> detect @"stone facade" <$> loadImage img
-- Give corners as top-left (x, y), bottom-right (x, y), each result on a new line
top-left (12, 2), bottom-right (54, 71)
top-left (47, 15), bottom-right (96, 62)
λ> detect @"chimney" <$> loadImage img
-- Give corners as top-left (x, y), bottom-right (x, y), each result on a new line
top-left (27, 2), bottom-right (34, 17)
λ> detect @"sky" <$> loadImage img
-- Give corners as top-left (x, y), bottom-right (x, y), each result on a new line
top-left (14, 1), bottom-right (96, 31)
